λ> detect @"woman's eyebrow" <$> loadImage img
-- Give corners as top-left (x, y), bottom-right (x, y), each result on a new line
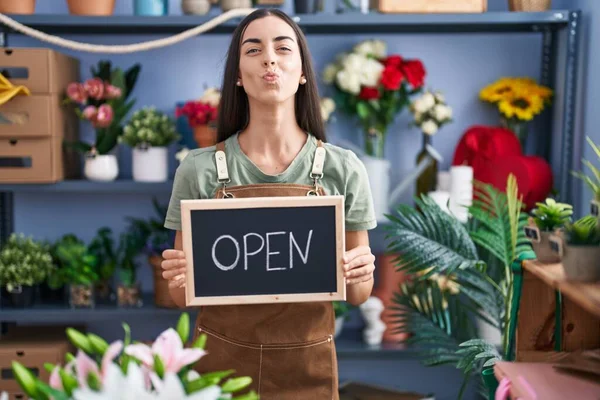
top-left (241, 36), bottom-right (295, 46)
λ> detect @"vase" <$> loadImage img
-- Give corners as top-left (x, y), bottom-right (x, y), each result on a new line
top-left (221, 0), bottom-right (251, 12)
top-left (501, 118), bottom-right (528, 151)
top-left (94, 279), bottom-right (114, 304)
top-left (531, 230), bottom-right (561, 264)
top-left (193, 125), bottom-right (217, 148)
top-left (365, 127), bottom-right (385, 159)
top-left (38, 282), bottom-right (66, 305)
top-left (117, 283), bottom-right (143, 308)
top-left (415, 133), bottom-right (438, 200)
top-left (84, 154), bottom-right (119, 181)
top-left (67, 0), bottom-right (116, 15)
top-left (69, 284), bottom-right (95, 308)
top-left (360, 155), bottom-right (390, 223)
top-left (6, 285), bottom-right (35, 308)
top-left (0, 0), bottom-right (35, 14)
top-left (149, 255), bottom-right (177, 308)
top-left (132, 146), bottom-right (168, 182)
top-left (508, 0), bottom-right (551, 11)
top-left (134, 0), bottom-right (168, 15)
top-left (181, 0), bottom-right (210, 14)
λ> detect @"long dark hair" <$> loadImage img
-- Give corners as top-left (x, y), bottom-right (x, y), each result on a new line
top-left (216, 8), bottom-right (326, 143)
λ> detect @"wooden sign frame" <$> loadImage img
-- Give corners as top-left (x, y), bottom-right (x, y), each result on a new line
top-left (180, 195), bottom-right (346, 306)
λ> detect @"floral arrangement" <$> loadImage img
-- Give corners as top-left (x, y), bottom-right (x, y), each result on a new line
top-left (0, 233), bottom-right (54, 292)
top-left (6, 313), bottom-right (258, 400)
top-left (410, 90), bottom-right (452, 136)
top-left (120, 107), bottom-right (179, 148)
top-left (64, 60), bottom-right (141, 156)
top-left (479, 77), bottom-right (552, 147)
top-left (176, 87), bottom-right (221, 128)
top-left (319, 97), bottom-right (336, 123)
top-left (322, 39), bottom-right (426, 158)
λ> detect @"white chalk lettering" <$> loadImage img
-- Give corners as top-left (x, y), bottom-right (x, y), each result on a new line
top-left (289, 229), bottom-right (313, 269)
top-left (211, 235), bottom-right (240, 271)
top-left (243, 232), bottom-right (264, 271)
top-left (266, 231), bottom-right (286, 271)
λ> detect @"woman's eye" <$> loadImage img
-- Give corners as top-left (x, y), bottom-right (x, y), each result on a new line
top-left (279, 47), bottom-right (291, 52)
top-left (246, 48), bottom-right (259, 54)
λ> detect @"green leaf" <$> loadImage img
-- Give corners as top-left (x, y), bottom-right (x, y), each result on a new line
top-left (232, 390), bottom-right (260, 400)
top-left (12, 361), bottom-right (44, 399)
top-left (221, 377), bottom-right (253, 393)
top-left (154, 354), bottom-right (165, 379)
top-left (88, 333), bottom-right (109, 355)
top-left (186, 376), bottom-right (221, 393)
top-left (192, 334), bottom-right (207, 350)
top-left (66, 328), bottom-right (94, 354)
top-left (177, 313), bottom-right (190, 344)
top-left (37, 382), bottom-right (69, 400)
top-left (59, 368), bottom-right (78, 396)
top-left (356, 101), bottom-right (370, 120)
top-left (199, 369), bottom-right (235, 382)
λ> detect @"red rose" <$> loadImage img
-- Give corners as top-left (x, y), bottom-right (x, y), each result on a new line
top-left (359, 87), bottom-right (380, 100)
top-left (402, 60), bottom-right (426, 89)
top-left (380, 66), bottom-right (404, 91)
top-left (384, 55), bottom-right (403, 68)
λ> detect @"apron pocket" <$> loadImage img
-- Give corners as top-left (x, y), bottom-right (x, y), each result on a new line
top-left (194, 325), bottom-right (262, 394)
top-left (259, 336), bottom-right (334, 400)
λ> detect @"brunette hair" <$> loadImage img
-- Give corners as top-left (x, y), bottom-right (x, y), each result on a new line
top-left (216, 8), bottom-right (326, 143)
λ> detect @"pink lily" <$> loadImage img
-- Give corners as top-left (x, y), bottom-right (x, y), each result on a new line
top-left (125, 328), bottom-right (206, 374)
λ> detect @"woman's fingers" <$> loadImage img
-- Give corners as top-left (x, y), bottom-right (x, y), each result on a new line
top-left (162, 249), bottom-right (185, 260)
top-left (162, 267), bottom-right (186, 280)
top-left (161, 258), bottom-right (186, 271)
top-left (344, 253), bottom-right (375, 272)
top-left (168, 277), bottom-right (186, 290)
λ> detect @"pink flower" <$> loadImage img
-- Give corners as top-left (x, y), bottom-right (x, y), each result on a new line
top-left (95, 104), bottom-right (113, 128)
top-left (64, 340), bottom-right (124, 389)
top-left (125, 328), bottom-right (205, 374)
top-left (82, 105), bottom-right (98, 122)
top-left (67, 82), bottom-right (87, 104)
top-left (104, 83), bottom-right (122, 99)
top-left (84, 77), bottom-right (104, 100)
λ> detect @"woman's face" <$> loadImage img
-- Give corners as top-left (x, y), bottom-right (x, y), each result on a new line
top-left (238, 16), bottom-right (304, 106)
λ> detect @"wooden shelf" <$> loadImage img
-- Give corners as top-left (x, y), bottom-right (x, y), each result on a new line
top-left (0, 180), bottom-right (174, 193)
top-left (494, 361), bottom-right (600, 400)
top-left (521, 260), bottom-right (600, 318)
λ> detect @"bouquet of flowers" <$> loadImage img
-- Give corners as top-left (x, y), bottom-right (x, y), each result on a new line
top-left (6, 313), bottom-right (258, 400)
top-left (410, 90), bottom-right (453, 136)
top-left (176, 87), bottom-right (221, 128)
top-left (120, 106), bottom-right (179, 149)
top-left (322, 39), bottom-right (426, 158)
top-left (479, 77), bottom-right (552, 147)
top-left (64, 60), bottom-right (141, 156)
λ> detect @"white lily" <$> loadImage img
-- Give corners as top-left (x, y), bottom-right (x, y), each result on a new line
top-left (72, 362), bottom-right (154, 400)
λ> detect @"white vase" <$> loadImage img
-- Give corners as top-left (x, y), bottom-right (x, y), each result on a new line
top-left (476, 315), bottom-right (502, 348)
top-left (181, 0), bottom-right (210, 15)
top-left (84, 154), bottom-right (119, 181)
top-left (221, 0), bottom-right (251, 12)
top-left (360, 156), bottom-right (390, 223)
top-left (132, 146), bottom-right (168, 182)
top-left (334, 316), bottom-right (344, 338)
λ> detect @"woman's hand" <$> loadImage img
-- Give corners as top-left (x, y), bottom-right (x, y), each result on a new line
top-left (161, 249), bottom-right (187, 290)
top-left (343, 245), bottom-right (375, 285)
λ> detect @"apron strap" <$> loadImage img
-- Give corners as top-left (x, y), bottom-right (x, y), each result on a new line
top-left (309, 139), bottom-right (326, 196)
top-left (214, 141), bottom-right (233, 198)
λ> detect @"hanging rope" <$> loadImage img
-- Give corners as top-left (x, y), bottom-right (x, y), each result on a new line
top-left (0, 8), bottom-right (256, 54)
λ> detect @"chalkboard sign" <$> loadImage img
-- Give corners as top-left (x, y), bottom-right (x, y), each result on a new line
top-left (180, 196), bottom-right (346, 306)
top-left (524, 226), bottom-right (541, 243)
top-left (549, 235), bottom-right (563, 257)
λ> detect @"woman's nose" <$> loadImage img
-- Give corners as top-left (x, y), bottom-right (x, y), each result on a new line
top-left (263, 60), bottom-right (275, 67)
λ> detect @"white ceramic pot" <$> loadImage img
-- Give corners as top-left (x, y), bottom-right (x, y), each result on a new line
top-left (181, 0), bottom-right (210, 15)
top-left (84, 154), bottom-right (118, 181)
top-left (334, 316), bottom-right (344, 338)
top-left (132, 146), bottom-right (168, 182)
top-left (360, 156), bottom-right (390, 223)
top-left (476, 314), bottom-right (502, 348)
top-left (221, 0), bottom-right (251, 12)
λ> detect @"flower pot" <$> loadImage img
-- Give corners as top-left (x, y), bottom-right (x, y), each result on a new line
top-left (5, 285), bottom-right (35, 308)
top-left (508, 0), bottom-right (551, 11)
top-left (531, 230), bottom-right (561, 264)
top-left (360, 156), bottom-right (390, 223)
top-left (221, 0), bottom-right (251, 12)
top-left (193, 125), bottom-right (217, 148)
top-left (334, 316), bottom-right (344, 338)
top-left (149, 255), bottom-right (177, 308)
top-left (476, 313), bottom-right (502, 348)
top-left (0, 0), bottom-right (35, 14)
top-left (117, 283), bottom-right (143, 308)
top-left (69, 284), bottom-right (95, 308)
top-left (38, 283), bottom-right (67, 305)
top-left (181, 0), bottom-right (210, 14)
top-left (561, 245), bottom-right (600, 282)
top-left (67, 0), bottom-right (116, 15)
top-left (94, 279), bottom-right (114, 304)
top-left (132, 146), bottom-right (168, 182)
top-left (84, 154), bottom-right (119, 181)
top-left (134, 0), bottom-right (168, 15)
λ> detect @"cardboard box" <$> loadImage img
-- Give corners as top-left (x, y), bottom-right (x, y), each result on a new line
top-left (378, 0), bottom-right (487, 13)
top-left (0, 136), bottom-right (80, 183)
top-left (0, 48), bottom-right (79, 95)
top-left (0, 94), bottom-right (77, 138)
top-left (0, 326), bottom-right (75, 393)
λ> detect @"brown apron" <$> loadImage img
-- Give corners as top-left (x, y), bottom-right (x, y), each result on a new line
top-left (191, 139), bottom-right (339, 400)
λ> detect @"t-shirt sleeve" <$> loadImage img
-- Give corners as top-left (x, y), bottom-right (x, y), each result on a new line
top-left (343, 150), bottom-right (377, 231)
top-left (164, 155), bottom-right (200, 231)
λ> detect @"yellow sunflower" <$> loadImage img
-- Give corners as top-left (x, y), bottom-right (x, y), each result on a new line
top-left (498, 88), bottom-right (544, 121)
top-left (479, 78), bottom-right (516, 103)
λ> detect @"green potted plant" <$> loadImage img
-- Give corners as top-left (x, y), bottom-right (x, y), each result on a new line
top-left (116, 230), bottom-right (145, 307)
top-left (333, 301), bottom-right (352, 338)
top-left (0, 233), bottom-right (54, 308)
top-left (64, 60), bottom-right (141, 181)
top-left (550, 215), bottom-right (600, 282)
top-left (88, 227), bottom-right (118, 304)
top-left (526, 197), bottom-right (573, 263)
top-left (120, 106), bottom-right (179, 182)
top-left (50, 234), bottom-right (100, 308)
top-left (572, 136), bottom-right (600, 221)
top-left (124, 198), bottom-right (175, 308)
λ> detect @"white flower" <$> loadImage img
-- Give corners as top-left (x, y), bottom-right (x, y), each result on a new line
top-left (433, 104), bottom-right (452, 121)
top-left (322, 63), bottom-right (339, 84)
top-left (341, 53), bottom-right (368, 72)
top-left (421, 119), bottom-right (438, 135)
top-left (353, 39), bottom-right (386, 58)
top-left (412, 98), bottom-right (430, 114)
top-left (335, 69), bottom-right (361, 95)
top-left (434, 91), bottom-right (445, 103)
top-left (199, 87), bottom-right (220, 107)
top-left (359, 57), bottom-right (384, 87)
top-left (420, 92), bottom-right (436, 110)
top-left (153, 372), bottom-right (221, 400)
top-left (72, 363), bottom-right (153, 400)
top-left (320, 97), bottom-right (336, 121)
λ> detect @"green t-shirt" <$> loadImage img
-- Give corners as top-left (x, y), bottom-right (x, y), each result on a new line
top-left (164, 132), bottom-right (377, 232)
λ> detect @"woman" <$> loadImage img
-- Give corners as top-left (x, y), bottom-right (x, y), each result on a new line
top-left (162, 8), bottom-right (377, 399)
